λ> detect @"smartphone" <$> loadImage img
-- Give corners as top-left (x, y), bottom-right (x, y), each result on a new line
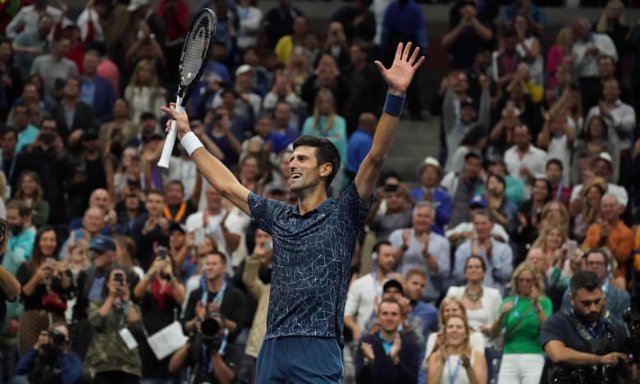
top-left (194, 228), bottom-right (205, 246)
top-left (157, 247), bottom-right (168, 260)
top-left (113, 272), bottom-right (125, 286)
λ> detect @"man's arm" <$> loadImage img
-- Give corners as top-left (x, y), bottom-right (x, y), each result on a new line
top-left (161, 106), bottom-right (251, 215)
top-left (354, 42), bottom-right (425, 201)
top-left (0, 267), bottom-right (20, 301)
top-left (545, 340), bottom-right (627, 366)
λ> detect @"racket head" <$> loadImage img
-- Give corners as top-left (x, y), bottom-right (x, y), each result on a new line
top-left (178, 8), bottom-right (217, 93)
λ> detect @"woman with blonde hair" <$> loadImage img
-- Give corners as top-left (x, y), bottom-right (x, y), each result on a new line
top-left (13, 171), bottom-right (49, 228)
top-left (489, 261), bottom-right (551, 384)
top-left (545, 27), bottom-right (574, 90)
top-left (572, 177), bottom-right (608, 241)
top-left (596, 0), bottom-right (627, 70)
top-left (539, 201), bottom-right (570, 232)
top-left (124, 59), bottom-right (167, 122)
top-left (301, 88), bottom-right (347, 192)
top-left (423, 298), bottom-right (485, 373)
top-left (427, 315), bottom-right (488, 384)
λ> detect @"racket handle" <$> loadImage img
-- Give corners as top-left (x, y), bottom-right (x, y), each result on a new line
top-left (158, 120), bottom-right (178, 169)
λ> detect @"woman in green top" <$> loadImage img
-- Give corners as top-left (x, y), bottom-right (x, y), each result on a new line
top-left (489, 261), bottom-right (551, 384)
top-left (14, 171), bottom-right (49, 228)
top-left (85, 267), bottom-right (143, 383)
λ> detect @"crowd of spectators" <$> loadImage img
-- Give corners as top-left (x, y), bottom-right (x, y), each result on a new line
top-left (0, 0), bottom-right (639, 383)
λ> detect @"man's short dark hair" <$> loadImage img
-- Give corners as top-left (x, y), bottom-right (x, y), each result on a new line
top-left (464, 151), bottom-right (482, 163)
top-left (205, 251), bottom-right (228, 265)
top-left (570, 271), bottom-right (601, 296)
top-left (292, 135), bottom-right (341, 188)
top-left (372, 240), bottom-right (391, 255)
top-left (546, 158), bottom-right (563, 171)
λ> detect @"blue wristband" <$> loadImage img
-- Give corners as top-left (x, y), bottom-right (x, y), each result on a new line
top-left (383, 92), bottom-right (405, 117)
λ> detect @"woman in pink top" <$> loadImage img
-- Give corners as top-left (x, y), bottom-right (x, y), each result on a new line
top-left (545, 27), bottom-right (574, 90)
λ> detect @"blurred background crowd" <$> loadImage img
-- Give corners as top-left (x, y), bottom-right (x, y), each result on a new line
top-left (1, 0), bottom-right (640, 383)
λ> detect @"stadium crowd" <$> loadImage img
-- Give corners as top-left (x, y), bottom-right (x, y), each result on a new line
top-left (0, 0), bottom-right (640, 383)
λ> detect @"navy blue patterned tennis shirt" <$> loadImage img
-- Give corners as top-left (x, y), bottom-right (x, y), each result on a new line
top-left (248, 183), bottom-right (371, 346)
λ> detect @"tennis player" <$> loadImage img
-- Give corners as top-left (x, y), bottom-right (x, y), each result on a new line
top-left (161, 41), bottom-right (424, 383)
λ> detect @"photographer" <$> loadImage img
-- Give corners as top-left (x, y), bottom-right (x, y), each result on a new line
top-left (174, 251), bottom-right (246, 384)
top-left (541, 271), bottom-right (636, 384)
top-left (84, 267), bottom-right (143, 383)
top-left (15, 322), bottom-right (83, 384)
top-left (133, 249), bottom-right (185, 382)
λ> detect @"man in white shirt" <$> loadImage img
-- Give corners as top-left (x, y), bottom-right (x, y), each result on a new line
top-left (389, 202), bottom-right (450, 301)
top-left (343, 240), bottom-right (396, 384)
top-left (572, 17), bottom-right (618, 111)
top-left (585, 79), bottom-right (636, 185)
top-left (5, 0), bottom-right (65, 39)
top-left (570, 152), bottom-right (628, 211)
top-left (504, 124), bottom-right (547, 199)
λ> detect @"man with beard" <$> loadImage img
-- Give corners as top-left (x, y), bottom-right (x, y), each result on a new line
top-left (541, 271), bottom-right (635, 384)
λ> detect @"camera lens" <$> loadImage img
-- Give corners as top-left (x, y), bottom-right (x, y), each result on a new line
top-left (201, 316), bottom-right (220, 337)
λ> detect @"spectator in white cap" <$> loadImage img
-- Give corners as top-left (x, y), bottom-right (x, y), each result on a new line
top-left (570, 152), bottom-right (628, 211)
top-left (410, 157), bottom-right (452, 236)
top-left (234, 64), bottom-right (262, 116)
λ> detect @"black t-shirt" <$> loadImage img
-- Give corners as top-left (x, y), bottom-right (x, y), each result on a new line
top-left (183, 285), bottom-right (247, 343)
top-left (0, 287), bottom-right (6, 329)
top-left (541, 311), bottom-right (627, 381)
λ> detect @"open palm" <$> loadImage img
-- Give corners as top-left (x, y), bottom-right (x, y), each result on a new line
top-left (375, 42), bottom-right (425, 95)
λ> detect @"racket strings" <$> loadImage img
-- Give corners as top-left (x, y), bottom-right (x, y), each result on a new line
top-left (179, 13), bottom-right (216, 88)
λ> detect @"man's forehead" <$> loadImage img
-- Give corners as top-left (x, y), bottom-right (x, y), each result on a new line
top-left (574, 288), bottom-right (603, 299)
top-left (292, 146), bottom-right (316, 157)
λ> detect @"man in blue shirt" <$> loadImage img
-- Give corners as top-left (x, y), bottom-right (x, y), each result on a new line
top-left (345, 112), bottom-right (376, 182)
top-left (162, 42), bottom-right (424, 383)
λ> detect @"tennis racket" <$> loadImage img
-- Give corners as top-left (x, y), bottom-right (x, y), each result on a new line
top-left (158, 8), bottom-right (217, 168)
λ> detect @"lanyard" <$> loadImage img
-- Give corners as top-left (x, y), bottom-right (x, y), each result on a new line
top-left (200, 277), bottom-right (227, 307)
top-left (447, 356), bottom-right (462, 384)
top-left (164, 201), bottom-right (187, 222)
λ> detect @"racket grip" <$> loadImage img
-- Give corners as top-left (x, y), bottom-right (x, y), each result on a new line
top-left (158, 120), bottom-right (177, 169)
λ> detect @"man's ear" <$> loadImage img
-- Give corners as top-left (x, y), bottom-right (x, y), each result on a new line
top-left (319, 162), bottom-right (333, 178)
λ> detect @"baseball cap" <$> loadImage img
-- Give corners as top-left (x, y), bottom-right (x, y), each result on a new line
top-left (89, 235), bottom-right (116, 254)
top-left (596, 152), bottom-right (613, 165)
top-left (469, 195), bottom-right (488, 208)
top-left (420, 156), bottom-right (441, 171)
top-left (235, 64), bottom-right (252, 77)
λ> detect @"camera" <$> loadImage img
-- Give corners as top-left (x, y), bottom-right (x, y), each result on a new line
top-left (157, 247), bottom-right (168, 260)
top-left (40, 132), bottom-right (57, 145)
top-left (200, 313), bottom-right (225, 352)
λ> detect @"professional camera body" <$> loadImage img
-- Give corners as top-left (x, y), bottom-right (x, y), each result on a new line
top-left (28, 330), bottom-right (68, 384)
top-left (186, 313), bottom-right (229, 384)
top-left (623, 295), bottom-right (640, 361)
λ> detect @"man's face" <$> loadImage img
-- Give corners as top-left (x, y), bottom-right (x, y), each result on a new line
top-left (288, 146), bottom-right (328, 192)
top-left (462, 157), bottom-right (482, 181)
top-left (420, 165), bottom-right (439, 188)
top-left (403, 275), bottom-right (426, 301)
top-left (513, 126), bottom-right (531, 149)
top-left (141, 117), bottom-right (157, 133)
top-left (205, 187), bottom-right (222, 211)
top-left (6, 208), bottom-right (22, 231)
top-left (13, 107), bottom-right (29, 128)
top-left (586, 253), bottom-right (608, 282)
top-left (165, 184), bottom-right (184, 206)
top-left (546, 163), bottom-right (562, 184)
top-left (602, 81), bottom-right (620, 102)
top-left (571, 287), bottom-right (604, 324)
top-left (92, 250), bottom-right (113, 269)
top-left (600, 196), bottom-right (619, 221)
top-left (274, 104), bottom-right (290, 128)
top-left (460, 105), bottom-right (477, 124)
top-left (473, 214), bottom-right (493, 239)
top-left (412, 206), bottom-right (434, 233)
top-left (146, 193), bottom-right (165, 215)
top-left (83, 53), bottom-right (99, 75)
top-left (63, 79), bottom-right (80, 98)
top-left (37, 17), bottom-right (53, 36)
top-left (593, 159), bottom-right (611, 179)
top-left (598, 58), bottom-right (615, 79)
top-left (378, 302), bottom-right (402, 333)
top-left (83, 208), bottom-right (104, 233)
top-left (54, 38), bottom-right (71, 56)
top-left (375, 244), bottom-right (396, 273)
top-left (90, 190), bottom-right (110, 211)
top-left (203, 253), bottom-right (226, 281)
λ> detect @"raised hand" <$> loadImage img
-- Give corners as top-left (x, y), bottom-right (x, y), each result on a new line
top-left (161, 103), bottom-right (191, 140)
top-left (374, 42), bottom-right (425, 95)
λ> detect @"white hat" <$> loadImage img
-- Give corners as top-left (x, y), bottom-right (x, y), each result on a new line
top-left (421, 156), bottom-right (441, 170)
top-left (128, 0), bottom-right (149, 12)
top-left (597, 152), bottom-right (613, 164)
top-left (235, 64), bottom-right (252, 77)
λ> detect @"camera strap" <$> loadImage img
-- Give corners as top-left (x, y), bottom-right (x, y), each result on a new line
top-left (200, 279), bottom-right (227, 307)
